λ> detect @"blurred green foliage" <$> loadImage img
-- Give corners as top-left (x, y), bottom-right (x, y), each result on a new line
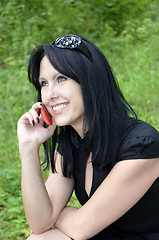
top-left (0, 0), bottom-right (159, 239)
top-left (1, 0), bottom-right (158, 67)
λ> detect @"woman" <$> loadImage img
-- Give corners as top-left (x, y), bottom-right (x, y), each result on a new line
top-left (17, 34), bottom-right (159, 240)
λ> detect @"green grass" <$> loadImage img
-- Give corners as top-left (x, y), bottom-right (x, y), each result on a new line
top-left (0, 34), bottom-right (159, 239)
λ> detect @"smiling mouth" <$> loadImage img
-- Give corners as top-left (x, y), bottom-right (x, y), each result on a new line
top-left (53, 104), bottom-right (67, 111)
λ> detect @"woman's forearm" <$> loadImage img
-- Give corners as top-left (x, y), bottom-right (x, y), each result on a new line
top-left (21, 145), bottom-right (54, 233)
top-left (17, 102), bottom-right (58, 233)
top-left (55, 206), bottom-right (84, 240)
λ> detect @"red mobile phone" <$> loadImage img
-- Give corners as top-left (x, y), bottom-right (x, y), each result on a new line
top-left (41, 107), bottom-right (52, 125)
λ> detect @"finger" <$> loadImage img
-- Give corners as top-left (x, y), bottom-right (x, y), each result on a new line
top-left (39, 114), bottom-right (44, 125)
top-left (25, 112), bottom-right (35, 126)
top-left (30, 102), bottom-right (46, 124)
top-left (19, 112), bottom-right (35, 126)
top-left (31, 102), bottom-right (44, 113)
top-left (29, 108), bottom-right (40, 124)
top-left (45, 119), bottom-right (57, 136)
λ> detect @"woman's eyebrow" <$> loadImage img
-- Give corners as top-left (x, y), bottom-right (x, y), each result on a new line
top-left (39, 77), bottom-right (46, 82)
top-left (39, 73), bottom-right (61, 82)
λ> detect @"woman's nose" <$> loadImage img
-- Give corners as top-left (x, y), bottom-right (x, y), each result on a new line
top-left (47, 84), bottom-right (59, 101)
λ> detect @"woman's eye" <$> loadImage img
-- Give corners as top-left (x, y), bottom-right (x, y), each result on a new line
top-left (57, 75), bottom-right (67, 83)
top-left (40, 81), bottom-right (47, 87)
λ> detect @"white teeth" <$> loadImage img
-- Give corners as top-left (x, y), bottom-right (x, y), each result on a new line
top-left (53, 104), bottom-right (67, 111)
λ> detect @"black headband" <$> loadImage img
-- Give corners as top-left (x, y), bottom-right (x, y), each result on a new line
top-left (50, 34), bottom-right (92, 61)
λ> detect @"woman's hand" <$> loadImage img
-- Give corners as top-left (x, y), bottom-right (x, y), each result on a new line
top-left (17, 102), bottom-right (56, 149)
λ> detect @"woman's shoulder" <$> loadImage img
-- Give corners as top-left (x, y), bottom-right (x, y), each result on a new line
top-left (122, 118), bottom-right (159, 141)
top-left (129, 119), bottom-right (159, 137)
top-left (118, 119), bottom-right (159, 161)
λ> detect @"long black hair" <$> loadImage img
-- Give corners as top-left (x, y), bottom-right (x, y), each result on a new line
top-left (28, 35), bottom-right (137, 177)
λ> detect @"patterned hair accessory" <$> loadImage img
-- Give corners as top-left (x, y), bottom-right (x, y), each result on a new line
top-left (50, 34), bottom-right (92, 61)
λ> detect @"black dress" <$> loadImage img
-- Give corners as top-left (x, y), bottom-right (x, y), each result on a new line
top-left (60, 120), bottom-right (159, 239)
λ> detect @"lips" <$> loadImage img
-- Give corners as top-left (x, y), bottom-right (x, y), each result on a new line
top-left (51, 102), bottom-right (69, 112)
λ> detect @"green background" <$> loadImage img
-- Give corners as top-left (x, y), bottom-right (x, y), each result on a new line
top-left (0, 0), bottom-right (159, 239)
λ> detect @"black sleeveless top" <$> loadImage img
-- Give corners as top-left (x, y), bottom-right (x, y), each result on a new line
top-left (59, 120), bottom-right (159, 240)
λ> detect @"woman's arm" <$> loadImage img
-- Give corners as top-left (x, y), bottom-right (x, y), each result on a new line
top-left (55, 158), bottom-right (159, 240)
top-left (17, 103), bottom-right (74, 234)
top-left (21, 149), bottom-right (74, 234)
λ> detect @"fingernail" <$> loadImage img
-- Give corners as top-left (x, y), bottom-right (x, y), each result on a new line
top-left (40, 103), bottom-right (44, 107)
top-left (32, 120), bottom-right (35, 126)
top-left (36, 118), bottom-right (39, 123)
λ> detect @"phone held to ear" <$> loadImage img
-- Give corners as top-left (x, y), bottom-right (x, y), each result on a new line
top-left (41, 107), bottom-right (52, 125)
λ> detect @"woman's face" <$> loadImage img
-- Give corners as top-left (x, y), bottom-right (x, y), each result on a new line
top-left (39, 56), bottom-right (85, 136)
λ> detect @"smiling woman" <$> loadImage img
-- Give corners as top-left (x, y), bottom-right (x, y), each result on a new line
top-left (39, 56), bottom-right (84, 133)
top-left (17, 34), bottom-right (159, 240)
